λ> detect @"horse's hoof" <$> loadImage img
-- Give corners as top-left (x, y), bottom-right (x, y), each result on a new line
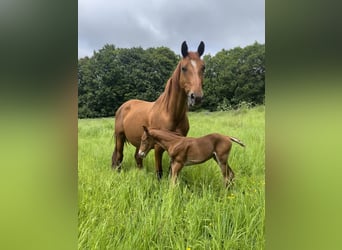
top-left (112, 164), bottom-right (122, 172)
top-left (156, 171), bottom-right (163, 180)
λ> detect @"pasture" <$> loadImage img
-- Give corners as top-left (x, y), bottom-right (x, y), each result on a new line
top-left (78, 106), bottom-right (265, 249)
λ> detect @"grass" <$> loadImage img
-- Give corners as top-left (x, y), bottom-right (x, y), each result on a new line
top-left (78, 106), bottom-right (265, 249)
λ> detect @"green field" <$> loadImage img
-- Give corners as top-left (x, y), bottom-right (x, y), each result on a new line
top-left (78, 106), bottom-right (265, 249)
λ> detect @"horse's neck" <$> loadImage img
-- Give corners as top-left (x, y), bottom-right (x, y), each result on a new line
top-left (155, 63), bottom-right (188, 118)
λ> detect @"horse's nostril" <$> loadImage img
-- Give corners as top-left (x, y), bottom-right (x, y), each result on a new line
top-left (196, 96), bottom-right (202, 103)
top-left (188, 93), bottom-right (203, 106)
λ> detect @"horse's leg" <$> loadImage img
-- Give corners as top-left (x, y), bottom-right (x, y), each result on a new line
top-left (112, 133), bottom-right (124, 171)
top-left (154, 145), bottom-right (164, 179)
top-left (134, 147), bottom-right (143, 169)
top-left (170, 161), bottom-right (183, 185)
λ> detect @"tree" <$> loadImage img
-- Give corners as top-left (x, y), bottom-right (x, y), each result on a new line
top-left (78, 45), bottom-right (178, 118)
top-left (202, 42), bottom-right (265, 111)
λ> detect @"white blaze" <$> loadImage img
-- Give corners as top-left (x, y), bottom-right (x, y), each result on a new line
top-left (190, 59), bottom-right (197, 69)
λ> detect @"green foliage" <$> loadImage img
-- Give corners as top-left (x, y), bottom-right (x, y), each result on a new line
top-left (78, 106), bottom-right (265, 249)
top-left (216, 98), bottom-right (232, 111)
top-left (78, 45), bottom-right (178, 118)
top-left (202, 42), bottom-right (265, 111)
top-left (78, 42), bottom-right (265, 118)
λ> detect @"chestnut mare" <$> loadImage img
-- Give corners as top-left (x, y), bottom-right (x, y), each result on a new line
top-left (112, 41), bottom-right (205, 178)
top-left (138, 126), bottom-right (245, 187)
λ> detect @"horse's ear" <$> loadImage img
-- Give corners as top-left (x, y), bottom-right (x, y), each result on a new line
top-left (197, 41), bottom-right (205, 57)
top-left (181, 41), bottom-right (188, 58)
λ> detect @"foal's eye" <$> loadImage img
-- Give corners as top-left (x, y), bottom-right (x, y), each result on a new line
top-left (181, 66), bottom-right (187, 72)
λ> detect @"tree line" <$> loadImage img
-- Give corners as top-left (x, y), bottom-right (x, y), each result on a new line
top-left (78, 42), bottom-right (264, 118)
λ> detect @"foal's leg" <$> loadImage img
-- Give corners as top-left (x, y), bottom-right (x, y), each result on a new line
top-left (154, 145), bottom-right (164, 179)
top-left (168, 158), bottom-right (174, 179)
top-left (170, 161), bottom-right (183, 185)
top-left (134, 147), bottom-right (143, 169)
top-left (218, 162), bottom-right (235, 187)
top-left (213, 152), bottom-right (234, 187)
top-left (224, 163), bottom-right (235, 187)
top-left (112, 133), bottom-right (124, 171)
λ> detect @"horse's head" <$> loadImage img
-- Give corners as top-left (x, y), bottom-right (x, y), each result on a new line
top-left (138, 126), bottom-right (155, 158)
top-left (179, 41), bottom-right (205, 106)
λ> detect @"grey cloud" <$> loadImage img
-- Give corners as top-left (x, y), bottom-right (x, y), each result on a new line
top-left (78, 0), bottom-right (264, 58)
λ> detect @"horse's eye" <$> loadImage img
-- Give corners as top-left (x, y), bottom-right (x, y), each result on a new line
top-left (181, 66), bottom-right (187, 72)
top-left (202, 65), bottom-right (206, 72)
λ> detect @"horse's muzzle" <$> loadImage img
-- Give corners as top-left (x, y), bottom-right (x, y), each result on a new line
top-left (188, 93), bottom-right (203, 106)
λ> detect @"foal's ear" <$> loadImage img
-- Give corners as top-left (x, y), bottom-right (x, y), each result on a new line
top-left (197, 41), bottom-right (205, 57)
top-left (142, 125), bottom-right (149, 133)
top-left (181, 41), bottom-right (188, 58)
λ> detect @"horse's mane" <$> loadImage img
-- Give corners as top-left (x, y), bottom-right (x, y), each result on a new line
top-left (154, 62), bottom-right (181, 112)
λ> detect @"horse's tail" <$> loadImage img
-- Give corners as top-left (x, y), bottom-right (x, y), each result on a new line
top-left (113, 104), bottom-right (128, 145)
top-left (229, 137), bottom-right (245, 147)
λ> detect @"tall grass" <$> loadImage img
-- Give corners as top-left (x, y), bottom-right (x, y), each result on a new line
top-left (78, 106), bottom-right (265, 249)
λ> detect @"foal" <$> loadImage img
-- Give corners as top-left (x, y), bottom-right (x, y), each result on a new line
top-left (138, 126), bottom-right (245, 187)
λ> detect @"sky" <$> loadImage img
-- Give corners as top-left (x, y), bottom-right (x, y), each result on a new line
top-left (78, 0), bottom-right (264, 58)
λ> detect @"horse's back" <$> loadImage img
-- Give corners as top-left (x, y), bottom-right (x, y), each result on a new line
top-left (115, 99), bottom-right (153, 120)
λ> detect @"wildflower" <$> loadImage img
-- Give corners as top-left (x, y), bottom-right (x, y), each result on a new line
top-left (187, 247), bottom-right (191, 250)
top-left (228, 193), bottom-right (235, 199)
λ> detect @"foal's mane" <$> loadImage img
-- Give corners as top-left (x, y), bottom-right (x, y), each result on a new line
top-left (148, 128), bottom-right (184, 142)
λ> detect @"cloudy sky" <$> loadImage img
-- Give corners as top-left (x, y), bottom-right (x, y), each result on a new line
top-left (78, 0), bottom-right (264, 58)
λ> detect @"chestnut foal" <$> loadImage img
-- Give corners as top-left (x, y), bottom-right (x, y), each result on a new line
top-left (138, 126), bottom-right (245, 187)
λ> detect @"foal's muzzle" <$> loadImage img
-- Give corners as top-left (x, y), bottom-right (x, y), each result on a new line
top-left (138, 150), bottom-right (146, 158)
top-left (188, 93), bottom-right (203, 106)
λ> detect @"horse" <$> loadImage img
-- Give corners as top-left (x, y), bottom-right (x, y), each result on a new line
top-left (112, 41), bottom-right (205, 179)
top-left (138, 126), bottom-right (245, 187)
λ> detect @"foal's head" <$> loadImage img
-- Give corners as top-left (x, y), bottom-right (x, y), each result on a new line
top-left (179, 41), bottom-right (205, 106)
top-left (138, 126), bottom-right (155, 158)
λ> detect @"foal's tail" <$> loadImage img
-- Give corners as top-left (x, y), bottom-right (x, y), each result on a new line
top-left (229, 137), bottom-right (246, 147)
